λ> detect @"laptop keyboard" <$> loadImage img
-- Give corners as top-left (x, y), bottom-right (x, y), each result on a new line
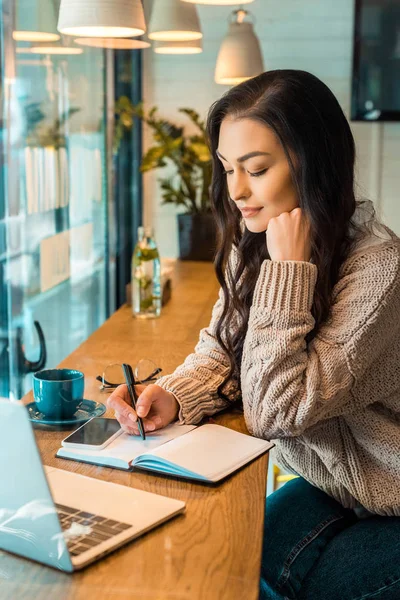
top-left (55, 502), bottom-right (132, 557)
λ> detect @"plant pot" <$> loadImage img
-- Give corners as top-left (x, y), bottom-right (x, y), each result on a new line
top-left (177, 213), bottom-right (217, 262)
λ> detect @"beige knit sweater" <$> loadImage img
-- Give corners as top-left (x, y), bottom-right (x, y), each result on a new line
top-left (156, 201), bottom-right (400, 516)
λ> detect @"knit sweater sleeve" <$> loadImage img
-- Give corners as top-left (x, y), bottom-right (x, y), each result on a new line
top-left (242, 243), bottom-right (400, 439)
top-left (155, 285), bottom-right (241, 424)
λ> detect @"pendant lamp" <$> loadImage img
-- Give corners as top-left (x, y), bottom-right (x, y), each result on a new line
top-left (30, 45), bottom-right (83, 55)
top-left (215, 9), bottom-right (264, 85)
top-left (13, 0), bottom-right (60, 42)
top-left (182, 0), bottom-right (254, 4)
top-left (148, 0), bottom-right (202, 42)
top-left (154, 39), bottom-right (202, 54)
top-left (57, 0), bottom-right (146, 38)
top-left (16, 46), bottom-right (33, 54)
top-left (74, 38), bottom-right (150, 50)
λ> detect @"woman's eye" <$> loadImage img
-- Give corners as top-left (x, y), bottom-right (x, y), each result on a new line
top-left (249, 169), bottom-right (267, 177)
top-left (223, 169), bottom-right (267, 177)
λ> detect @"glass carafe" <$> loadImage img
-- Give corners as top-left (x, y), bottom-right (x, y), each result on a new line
top-left (131, 226), bottom-right (161, 319)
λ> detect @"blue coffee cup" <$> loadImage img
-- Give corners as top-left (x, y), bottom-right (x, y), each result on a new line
top-left (33, 369), bottom-right (84, 419)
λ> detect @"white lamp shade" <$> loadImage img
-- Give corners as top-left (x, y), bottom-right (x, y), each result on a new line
top-left (30, 45), bottom-right (83, 54)
top-left (57, 0), bottom-right (146, 38)
top-left (154, 39), bottom-right (202, 54)
top-left (16, 46), bottom-right (34, 53)
top-left (13, 0), bottom-right (60, 42)
top-left (75, 37), bottom-right (150, 49)
top-left (182, 0), bottom-right (254, 4)
top-left (215, 22), bottom-right (264, 85)
top-left (149, 0), bottom-right (202, 42)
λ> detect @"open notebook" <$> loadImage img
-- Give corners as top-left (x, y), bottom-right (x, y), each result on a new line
top-left (56, 422), bottom-right (274, 483)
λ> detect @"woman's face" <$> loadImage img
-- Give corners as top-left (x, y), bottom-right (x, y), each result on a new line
top-left (217, 116), bottom-right (299, 233)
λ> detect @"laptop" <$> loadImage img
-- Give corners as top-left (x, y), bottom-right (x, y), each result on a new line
top-left (0, 399), bottom-right (185, 572)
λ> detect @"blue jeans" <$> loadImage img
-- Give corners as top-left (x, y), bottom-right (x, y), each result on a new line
top-left (260, 477), bottom-right (400, 600)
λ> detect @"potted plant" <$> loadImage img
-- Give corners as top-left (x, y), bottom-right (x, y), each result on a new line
top-left (114, 96), bottom-right (216, 261)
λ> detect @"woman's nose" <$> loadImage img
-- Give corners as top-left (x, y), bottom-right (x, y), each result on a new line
top-left (229, 174), bottom-right (250, 203)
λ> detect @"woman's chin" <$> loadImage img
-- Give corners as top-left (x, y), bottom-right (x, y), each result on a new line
top-left (245, 220), bottom-right (269, 234)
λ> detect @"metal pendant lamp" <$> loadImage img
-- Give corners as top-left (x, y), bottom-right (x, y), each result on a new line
top-left (148, 0), bottom-right (202, 42)
top-left (13, 0), bottom-right (60, 42)
top-left (182, 0), bottom-right (254, 4)
top-left (57, 0), bottom-right (146, 38)
top-left (215, 9), bottom-right (264, 85)
top-left (154, 39), bottom-right (203, 54)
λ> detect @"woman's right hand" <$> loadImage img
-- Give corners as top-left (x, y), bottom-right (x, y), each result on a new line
top-left (107, 384), bottom-right (180, 435)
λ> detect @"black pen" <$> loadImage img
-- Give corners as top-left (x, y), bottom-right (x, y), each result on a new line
top-left (122, 363), bottom-right (146, 441)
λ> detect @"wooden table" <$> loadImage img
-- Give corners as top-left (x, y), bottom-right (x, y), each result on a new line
top-left (1, 261), bottom-right (269, 600)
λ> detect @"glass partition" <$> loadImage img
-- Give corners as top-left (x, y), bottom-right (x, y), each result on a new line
top-left (0, 0), bottom-right (114, 399)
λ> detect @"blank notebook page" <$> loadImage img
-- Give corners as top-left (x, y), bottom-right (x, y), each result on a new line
top-left (146, 424), bottom-right (273, 481)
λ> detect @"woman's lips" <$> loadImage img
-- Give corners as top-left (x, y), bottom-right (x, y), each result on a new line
top-left (240, 207), bottom-right (263, 218)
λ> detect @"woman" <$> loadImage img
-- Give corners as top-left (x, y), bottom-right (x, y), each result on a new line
top-left (108, 70), bottom-right (400, 599)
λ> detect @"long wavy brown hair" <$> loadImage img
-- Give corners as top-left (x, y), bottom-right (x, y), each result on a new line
top-left (205, 69), bottom-right (373, 401)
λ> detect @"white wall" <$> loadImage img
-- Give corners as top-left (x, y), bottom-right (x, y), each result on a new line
top-left (142, 0), bottom-right (400, 258)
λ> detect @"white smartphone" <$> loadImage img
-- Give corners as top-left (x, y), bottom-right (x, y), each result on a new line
top-left (61, 417), bottom-right (123, 450)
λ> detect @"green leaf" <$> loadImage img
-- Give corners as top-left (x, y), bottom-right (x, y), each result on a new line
top-left (141, 146), bottom-right (168, 170)
top-left (148, 106), bottom-right (158, 118)
top-left (189, 142), bottom-right (211, 162)
top-left (113, 98), bottom-right (212, 214)
top-left (115, 95), bottom-right (133, 113)
top-left (179, 108), bottom-right (206, 134)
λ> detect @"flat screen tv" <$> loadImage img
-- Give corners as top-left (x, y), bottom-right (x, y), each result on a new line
top-left (351, 0), bottom-right (400, 121)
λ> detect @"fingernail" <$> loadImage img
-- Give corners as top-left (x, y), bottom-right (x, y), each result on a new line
top-left (147, 422), bottom-right (155, 431)
top-left (129, 413), bottom-right (137, 422)
top-left (137, 407), bottom-right (145, 417)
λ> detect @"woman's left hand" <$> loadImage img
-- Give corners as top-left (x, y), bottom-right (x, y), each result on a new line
top-left (266, 207), bottom-right (312, 262)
